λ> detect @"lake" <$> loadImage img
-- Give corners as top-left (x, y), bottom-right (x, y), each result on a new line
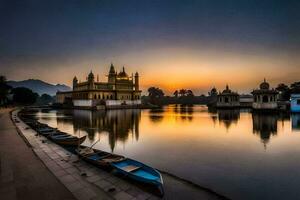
top-left (30, 105), bottom-right (300, 199)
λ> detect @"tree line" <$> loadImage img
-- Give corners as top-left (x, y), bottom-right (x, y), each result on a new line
top-left (144, 82), bottom-right (300, 106)
top-left (144, 87), bottom-right (208, 105)
top-left (0, 75), bottom-right (54, 107)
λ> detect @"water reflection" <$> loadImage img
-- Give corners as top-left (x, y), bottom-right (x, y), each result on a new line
top-left (292, 114), bottom-right (300, 130)
top-left (57, 109), bottom-right (141, 151)
top-left (217, 109), bottom-right (240, 130)
top-left (148, 108), bottom-right (165, 123)
top-left (252, 113), bottom-right (278, 145)
top-left (173, 104), bottom-right (194, 121)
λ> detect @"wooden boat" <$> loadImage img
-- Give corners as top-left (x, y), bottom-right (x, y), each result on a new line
top-left (51, 135), bottom-right (86, 146)
top-left (36, 127), bottom-right (57, 133)
top-left (41, 131), bottom-right (67, 137)
top-left (75, 146), bottom-right (124, 169)
top-left (111, 158), bottom-right (164, 195)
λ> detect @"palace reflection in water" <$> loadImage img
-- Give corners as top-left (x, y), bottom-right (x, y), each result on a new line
top-left (36, 106), bottom-right (300, 150)
top-left (55, 109), bottom-right (141, 151)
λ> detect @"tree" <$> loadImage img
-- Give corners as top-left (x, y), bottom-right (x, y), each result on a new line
top-left (0, 75), bottom-right (12, 106)
top-left (12, 87), bottom-right (39, 105)
top-left (37, 93), bottom-right (54, 105)
top-left (147, 87), bottom-right (164, 105)
top-left (291, 82), bottom-right (300, 94)
top-left (209, 87), bottom-right (218, 96)
top-left (148, 87), bottom-right (164, 98)
top-left (187, 90), bottom-right (194, 97)
top-left (179, 89), bottom-right (187, 97)
top-left (276, 83), bottom-right (290, 101)
top-left (173, 90), bottom-right (178, 98)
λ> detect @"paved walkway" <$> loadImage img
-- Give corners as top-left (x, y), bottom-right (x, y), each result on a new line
top-left (0, 108), bottom-right (75, 200)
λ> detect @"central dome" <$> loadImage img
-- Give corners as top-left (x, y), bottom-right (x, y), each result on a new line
top-left (118, 66), bottom-right (128, 78)
top-left (260, 79), bottom-right (270, 90)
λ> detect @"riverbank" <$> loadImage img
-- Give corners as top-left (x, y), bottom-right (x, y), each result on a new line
top-left (0, 108), bottom-right (76, 200)
top-left (4, 108), bottom-right (228, 200)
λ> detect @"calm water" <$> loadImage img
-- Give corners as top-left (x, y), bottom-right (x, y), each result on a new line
top-left (30, 105), bottom-right (300, 199)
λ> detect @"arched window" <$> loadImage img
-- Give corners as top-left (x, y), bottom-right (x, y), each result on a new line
top-left (263, 95), bottom-right (268, 103)
top-left (98, 94), bottom-right (101, 99)
top-left (225, 97), bottom-right (229, 103)
top-left (110, 95), bottom-right (113, 99)
top-left (94, 94), bottom-right (97, 99)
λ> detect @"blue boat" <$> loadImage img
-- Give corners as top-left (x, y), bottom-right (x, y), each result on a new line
top-left (111, 158), bottom-right (164, 195)
top-left (75, 147), bottom-right (124, 169)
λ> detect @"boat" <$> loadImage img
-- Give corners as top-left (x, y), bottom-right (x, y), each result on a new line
top-left (51, 135), bottom-right (87, 146)
top-left (41, 131), bottom-right (67, 137)
top-left (75, 146), bottom-right (125, 169)
top-left (111, 158), bottom-right (164, 195)
top-left (36, 127), bottom-right (57, 133)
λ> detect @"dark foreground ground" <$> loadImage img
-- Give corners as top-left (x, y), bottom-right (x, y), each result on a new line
top-left (0, 108), bottom-right (76, 200)
top-left (0, 108), bottom-right (227, 200)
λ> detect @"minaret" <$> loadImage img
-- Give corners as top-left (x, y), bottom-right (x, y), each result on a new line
top-left (134, 72), bottom-right (139, 91)
top-left (108, 63), bottom-right (116, 83)
top-left (73, 76), bottom-right (78, 90)
top-left (88, 70), bottom-right (95, 89)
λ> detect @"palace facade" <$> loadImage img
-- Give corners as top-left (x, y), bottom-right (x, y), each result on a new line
top-left (252, 79), bottom-right (278, 110)
top-left (56, 64), bottom-right (142, 109)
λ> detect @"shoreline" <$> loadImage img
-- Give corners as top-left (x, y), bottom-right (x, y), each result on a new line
top-left (12, 107), bottom-right (229, 200)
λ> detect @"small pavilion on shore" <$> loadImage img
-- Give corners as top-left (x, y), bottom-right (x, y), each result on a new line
top-left (216, 85), bottom-right (240, 108)
top-left (252, 79), bottom-right (278, 110)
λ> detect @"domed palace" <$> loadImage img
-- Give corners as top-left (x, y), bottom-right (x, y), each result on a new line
top-left (252, 79), bottom-right (278, 110)
top-left (56, 64), bottom-right (141, 109)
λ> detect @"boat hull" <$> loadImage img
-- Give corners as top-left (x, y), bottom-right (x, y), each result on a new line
top-left (52, 136), bottom-right (87, 146)
top-left (76, 147), bottom-right (125, 169)
top-left (111, 158), bottom-right (164, 193)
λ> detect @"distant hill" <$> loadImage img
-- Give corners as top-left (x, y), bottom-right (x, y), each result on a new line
top-left (7, 79), bottom-right (71, 96)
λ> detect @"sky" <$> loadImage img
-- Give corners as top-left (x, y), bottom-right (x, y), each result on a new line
top-left (1, 0), bottom-right (300, 95)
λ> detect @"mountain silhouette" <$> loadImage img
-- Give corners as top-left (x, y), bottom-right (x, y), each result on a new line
top-left (7, 79), bottom-right (71, 96)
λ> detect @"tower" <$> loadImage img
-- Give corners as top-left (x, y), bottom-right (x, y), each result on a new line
top-left (88, 70), bottom-right (95, 89)
top-left (134, 72), bottom-right (139, 91)
top-left (108, 63), bottom-right (116, 83)
top-left (73, 76), bottom-right (78, 89)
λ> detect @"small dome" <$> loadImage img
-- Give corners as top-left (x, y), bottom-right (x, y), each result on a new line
top-left (118, 66), bottom-right (128, 78)
top-left (222, 85), bottom-right (232, 93)
top-left (260, 79), bottom-right (270, 90)
top-left (211, 87), bottom-right (217, 93)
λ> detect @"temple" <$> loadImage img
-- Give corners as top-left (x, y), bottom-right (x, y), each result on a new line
top-left (56, 64), bottom-right (142, 109)
top-left (216, 85), bottom-right (240, 108)
top-left (252, 79), bottom-right (278, 110)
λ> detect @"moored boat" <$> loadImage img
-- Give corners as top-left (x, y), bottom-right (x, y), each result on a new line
top-left (76, 146), bottom-right (124, 169)
top-left (111, 158), bottom-right (164, 195)
top-left (51, 135), bottom-right (87, 146)
top-left (36, 127), bottom-right (57, 133)
top-left (41, 131), bottom-right (67, 137)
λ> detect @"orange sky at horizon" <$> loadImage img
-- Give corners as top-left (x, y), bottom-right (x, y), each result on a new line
top-left (6, 46), bottom-right (300, 95)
